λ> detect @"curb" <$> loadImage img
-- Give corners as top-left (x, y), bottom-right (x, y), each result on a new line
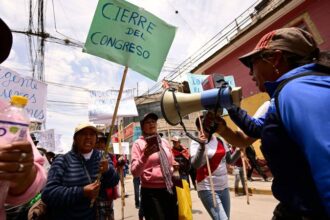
top-left (229, 187), bottom-right (273, 195)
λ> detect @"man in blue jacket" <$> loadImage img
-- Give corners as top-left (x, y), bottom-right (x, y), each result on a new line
top-left (225, 27), bottom-right (330, 219)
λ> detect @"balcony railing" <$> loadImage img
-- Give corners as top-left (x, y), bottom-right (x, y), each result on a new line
top-left (138, 0), bottom-right (288, 98)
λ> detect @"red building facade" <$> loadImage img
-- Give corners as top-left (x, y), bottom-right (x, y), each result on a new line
top-left (193, 0), bottom-right (330, 98)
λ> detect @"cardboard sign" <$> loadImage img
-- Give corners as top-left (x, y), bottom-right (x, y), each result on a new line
top-left (133, 126), bottom-right (141, 141)
top-left (83, 0), bottom-right (176, 81)
top-left (33, 129), bottom-right (55, 152)
top-left (112, 142), bottom-right (130, 155)
top-left (88, 89), bottom-right (138, 123)
top-left (186, 73), bottom-right (208, 93)
top-left (0, 66), bottom-right (47, 121)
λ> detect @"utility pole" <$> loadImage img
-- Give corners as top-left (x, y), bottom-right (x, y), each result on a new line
top-left (10, 0), bottom-right (83, 130)
top-left (12, 0), bottom-right (83, 82)
top-left (36, 0), bottom-right (45, 81)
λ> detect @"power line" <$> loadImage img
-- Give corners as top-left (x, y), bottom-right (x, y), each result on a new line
top-left (135, 0), bottom-right (261, 103)
top-left (46, 81), bottom-right (89, 91)
top-left (47, 100), bottom-right (88, 105)
top-left (51, 0), bottom-right (81, 44)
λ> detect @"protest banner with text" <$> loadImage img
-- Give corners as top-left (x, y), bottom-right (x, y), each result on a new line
top-left (186, 73), bottom-right (236, 115)
top-left (113, 142), bottom-right (130, 155)
top-left (83, 0), bottom-right (176, 81)
top-left (88, 88), bottom-right (138, 123)
top-left (0, 66), bottom-right (47, 121)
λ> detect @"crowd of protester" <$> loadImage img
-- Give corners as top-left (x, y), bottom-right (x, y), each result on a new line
top-left (1, 14), bottom-right (329, 220)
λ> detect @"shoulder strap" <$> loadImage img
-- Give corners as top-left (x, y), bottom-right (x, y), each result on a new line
top-left (274, 72), bottom-right (329, 120)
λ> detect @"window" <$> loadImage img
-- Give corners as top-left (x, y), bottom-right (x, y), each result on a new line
top-left (284, 12), bottom-right (323, 45)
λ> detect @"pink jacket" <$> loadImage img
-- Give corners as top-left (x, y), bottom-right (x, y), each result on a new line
top-left (131, 136), bottom-right (174, 188)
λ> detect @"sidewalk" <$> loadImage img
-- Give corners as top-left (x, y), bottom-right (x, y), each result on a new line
top-left (114, 175), bottom-right (277, 220)
top-left (228, 174), bottom-right (273, 195)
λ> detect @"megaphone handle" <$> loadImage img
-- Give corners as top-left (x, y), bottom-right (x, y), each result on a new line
top-left (170, 89), bottom-right (204, 144)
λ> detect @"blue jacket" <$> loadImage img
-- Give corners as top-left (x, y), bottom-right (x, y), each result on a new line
top-left (42, 149), bottom-right (119, 220)
top-left (229, 63), bottom-right (330, 216)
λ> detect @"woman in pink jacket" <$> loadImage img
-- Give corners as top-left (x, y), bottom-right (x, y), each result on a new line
top-left (131, 112), bottom-right (178, 220)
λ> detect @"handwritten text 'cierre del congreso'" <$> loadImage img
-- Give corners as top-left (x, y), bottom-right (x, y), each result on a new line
top-left (89, 3), bottom-right (157, 59)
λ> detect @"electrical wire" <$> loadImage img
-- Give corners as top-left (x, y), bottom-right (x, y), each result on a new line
top-left (51, 0), bottom-right (81, 43)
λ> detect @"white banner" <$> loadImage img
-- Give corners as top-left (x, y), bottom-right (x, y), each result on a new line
top-left (112, 142), bottom-right (130, 155)
top-left (0, 66), bottom-right (47, 121)
top-left (88, 89), bottom-right (138, 123)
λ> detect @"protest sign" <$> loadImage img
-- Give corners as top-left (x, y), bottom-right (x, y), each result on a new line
top-left (186, 73), bottom-right (236, 115)
top-left (0, 66), bottom-right (47, 121)
top-left (186, 73), bottom-right (207, 93)
top-left (133, 126), bottom-right (141, 141)
top-left (33, 129), bottom-right (56, 152)
top-left (186, 73), bottom-right (236, 93)
top-left (88, 88), bottom-right (138, 123)
top-left (83, 0), bottom-right (176, 81)
top-left (224, 75), bottom-right (236, 87)
top-left (113, 142), bottom-right (130, 155)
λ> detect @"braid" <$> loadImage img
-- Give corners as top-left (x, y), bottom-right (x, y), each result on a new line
top-left (315, 51), bottom-right (330, 68)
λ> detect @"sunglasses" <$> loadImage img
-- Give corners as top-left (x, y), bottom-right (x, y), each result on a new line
top-left (248, 52), bottom-right (275, 72)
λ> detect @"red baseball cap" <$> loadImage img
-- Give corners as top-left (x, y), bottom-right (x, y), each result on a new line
top-left (239, 27), bottom-right (319, 67)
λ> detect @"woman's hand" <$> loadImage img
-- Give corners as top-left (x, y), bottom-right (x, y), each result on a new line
top-left (83, 180), bottom-right (100, 200)
top-left (116, 156), bottom-right (126, 167)
top-left (173, 161), bottom-right (180, 171)
top-left (214, 115), bottom-right (227, 134)
top-left (99, 159), bottom-right (108, 174)
top-left (0, 140), bottom-right (37, 195)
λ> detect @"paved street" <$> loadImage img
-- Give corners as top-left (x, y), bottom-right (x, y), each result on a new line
top-left (114, 175), bottom-right (278, 220)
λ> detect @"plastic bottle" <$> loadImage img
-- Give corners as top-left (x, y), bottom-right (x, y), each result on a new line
top-left (0, 96), bottom-right (30, 144)
top-left (0, 95), bottom-right (30, 217)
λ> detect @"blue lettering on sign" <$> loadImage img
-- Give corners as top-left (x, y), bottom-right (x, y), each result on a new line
top-left (26, 108), bottom-right (45, 120)
top-left (0, 71), bottom-right (38, 90)
top-left (125, 28), bottom-right (145, 41)
top-left (192, 78), bottom-right (201, 85)
top-left (0, 89), bottom-right (37, 104)
top-left (91, 32), bottom-right (150, 59)
top-left (0, 128), bottom-right (6, 136)
top-left (101, 3), bottom-right (156, 35)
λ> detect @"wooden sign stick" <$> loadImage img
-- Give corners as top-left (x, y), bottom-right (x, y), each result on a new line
top-left (241, 151), bottom-right (250, 204)
top-left (90, 66), bottom-right (128, 207)
top-left (198, 114), bottom-right (217, 208)
top-left (117, 119), bottom-right (125, 220)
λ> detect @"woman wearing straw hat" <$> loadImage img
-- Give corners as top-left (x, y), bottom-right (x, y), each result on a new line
top-left (42, 123), bottom-right (119, 219)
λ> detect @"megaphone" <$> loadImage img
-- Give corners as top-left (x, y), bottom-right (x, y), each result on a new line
top-left (160, 87), bottom-right (242, 126)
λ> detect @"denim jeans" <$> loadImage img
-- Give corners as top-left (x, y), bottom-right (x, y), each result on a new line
top-left (198, 188), bottom-right (230, 220)
top-left (234, 166), bottom-right (246, 193)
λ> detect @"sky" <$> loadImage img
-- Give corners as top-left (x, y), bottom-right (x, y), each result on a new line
top-left (0, 0), bottom-right (257, 152)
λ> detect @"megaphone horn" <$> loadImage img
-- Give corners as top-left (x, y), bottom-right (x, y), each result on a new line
top-left (160, 87), bottom-right (242, 126)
